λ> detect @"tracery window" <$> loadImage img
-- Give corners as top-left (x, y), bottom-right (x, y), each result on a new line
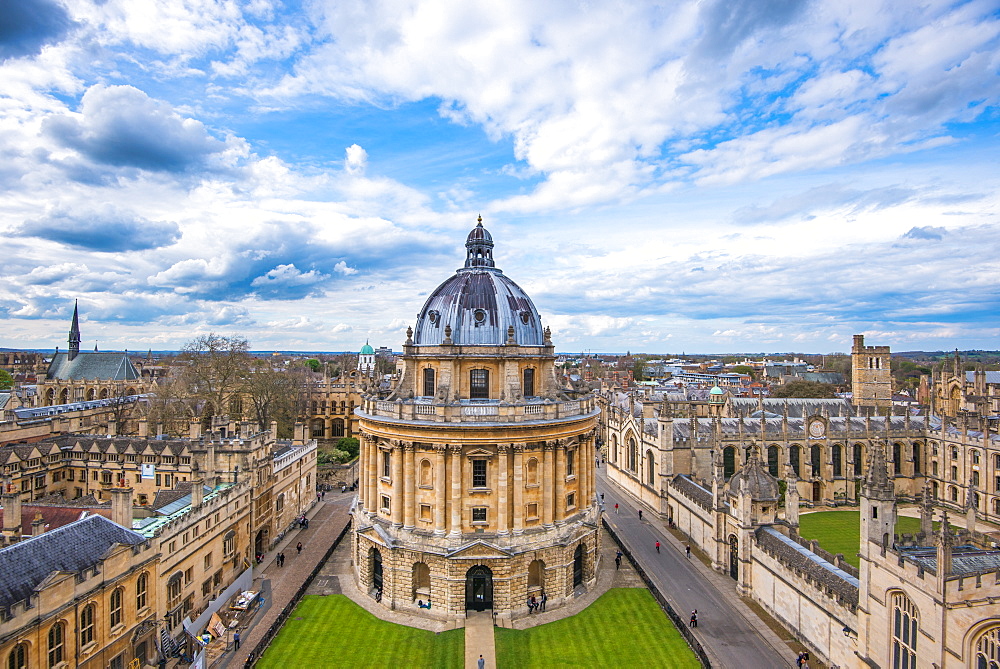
top-left (891, 592), bottom-right (918, 669)
top-left (80, 602), bottom-right (96, 645)
top-left (767, 445), bottom-right (779, 478)
top-left (110, 587), bottom-right (123, 628)
top-left (7, 643), bottom-right (26, 669)
top-left (975, 625), bottom-right (1000, 669)
top-left (646, 450), bottom-right (655, 486)
top-left (627, 437), bottom-right (637, 472)
top-left (48, 622), bottom-right (64, 667)
top-left (832, 445), bottom-right (842, 477)
top-left (136, 572), bottom-right (148, 610)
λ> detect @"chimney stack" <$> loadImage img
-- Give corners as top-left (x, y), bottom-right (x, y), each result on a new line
top-left (137, 418), bottom-right (149, 438)
top-left (191, 480), bottom-right (204, 508)
top-left (2, 479), bottom-right (23, 540)
top-left (293, 422), bottom-right (305, 444)
top-left (110, 487), bottom-right (133, 529)
top-left (190, 419), bottom-right (202, 440)
top-left (31, 511), bottom-right (46, 536)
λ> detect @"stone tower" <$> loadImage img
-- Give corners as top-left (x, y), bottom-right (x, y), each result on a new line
top-left (851, 334), bottom-right (891, 411)
top-left (68, 300), bottom-right (81, 362)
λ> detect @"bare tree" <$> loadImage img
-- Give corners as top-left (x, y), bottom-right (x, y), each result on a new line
top-left (180, 334), bottom-right (251, 426)
top-left (241, 358), bottom-right (305, 437)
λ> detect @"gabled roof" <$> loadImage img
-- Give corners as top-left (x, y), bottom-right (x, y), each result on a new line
top-left (0, 515), bottom-right (146, 609)
top-left (45, 352), bottom-right (139, 382)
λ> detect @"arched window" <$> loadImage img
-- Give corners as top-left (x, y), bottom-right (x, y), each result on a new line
top-left (470, 369), bottom-right (489, 399)
top-left (419, 459), bottom-right (432, 487)
top-left (893, 443), bottom-right (902, 475)
top-left (412, 562), bottom-right (430, 600)
top-left (110, 587), bottom-right (123, 628)
top-left (789, 446), bottom-right (801, 478)
top-left (610, 435), bottom-right (618, 464)
top-left (526, 458), bottom-right (539, 485)
top-left (528, 559), bottom-right (545, 591)
top-left (853, 444), bottom-right (863, 477)
top-left (891, 592), bottom-right (918, 668)
top-left (723, 446), bottom-right (736, 479)
top-left (975, 625), bottom-right (1000, 669)
top-left (951, 486), bottom-right (959, 502)
top-left (423, 368), bottom-right (435, 397)
top-left (912, 443), bottom-right (921, 474)
top-left (332, 418), bottom-right (345, 437)
top-left (931, 481), bottom-right (938, 499)
top-left (48, 621), bottom-right (65, 667)
top-left (136, 572), bottom-right (148, 610)
top-left (80, 602), bottom-right (96, 645)
top-left (767, 445), bottom-right (779, 478)
top-left (810, 445), bottom-right (821, 477)
top-left (645, 450), bottom-right (655, 486)
top-left (627, 437), bottom-right (637, 472)
top-left (832, 445), bottom-right (842, 478)
top-left (7, 643), bottom-right (26, 669)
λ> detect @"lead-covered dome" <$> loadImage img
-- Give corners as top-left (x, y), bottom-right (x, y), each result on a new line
top-left (412, 217), bottom-right (545, 346)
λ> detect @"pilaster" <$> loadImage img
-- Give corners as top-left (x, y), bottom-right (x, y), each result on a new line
top-left (497, 444), bottom-right (510, 534)
top-left (449, 445), bottom-right (463, 537)
top-left (403, 442), bottom-right (416, 530)
top-left (543, 442), bottom-right (555, 528)
top-left (512, 445), bottom-right (524, 534)
top-left (434, 445), bottom-right (447, 536)
top-left (391, 440), bottom-right (404, 528)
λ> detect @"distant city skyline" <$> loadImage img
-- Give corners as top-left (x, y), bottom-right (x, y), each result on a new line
top-left (1, 1), bottom-right (998, 354)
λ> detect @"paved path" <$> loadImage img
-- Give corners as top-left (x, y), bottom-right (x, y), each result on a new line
top-left (465, 611), bottom-right (495, 669)
top-left (217, 491), bottom-right (352, 668)
top-left (597, 468), bottom-right (794, 669)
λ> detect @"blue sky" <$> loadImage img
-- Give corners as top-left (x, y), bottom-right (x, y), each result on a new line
top-left (1, 0), bottom-right (998, 354)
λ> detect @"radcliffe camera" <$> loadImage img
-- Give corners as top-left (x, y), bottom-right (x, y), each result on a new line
top-left (0, 1), bottom-right (998, 669)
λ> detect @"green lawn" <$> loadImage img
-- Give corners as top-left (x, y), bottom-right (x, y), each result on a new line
top-left (798, 511), bottom-right (942, 569)
top-left (256, 595), bottom-right (465, 669)
top-left (495, 588), bottom-right (700, 669)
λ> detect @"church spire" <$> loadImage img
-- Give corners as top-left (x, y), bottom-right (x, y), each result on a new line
top-left (68, 300), bottom-right (81, 362)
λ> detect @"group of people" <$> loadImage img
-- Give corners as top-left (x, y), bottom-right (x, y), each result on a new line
top-left (275, 552), bottom-right (286, 567)
top-left (416, 599), bottom-right (432, 609)
top-left (295, 515), bottom-right (309, 530)
top-left (526, 592), bottom-right (547, 613)
top-left (795, 651), bottom-right (811, 668)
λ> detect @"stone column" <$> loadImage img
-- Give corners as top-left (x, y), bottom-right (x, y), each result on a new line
top-left (554, 440), bottom-right (566, 524)
top-left (403, 442), bottom-right (416, 530)
top-left (512, 445), bottom-right (524, 534)
top-left (497, 444), bottom-right (510, 534)
top-left (449, 445), bottom-right (463, 537)
top-left (370, 437), bottom-right (380, 517)
top-left (357, 436), bottom-right (367, 509)
top-left (434, 445), bottom-right (447, 536)
top-left (580, 435), bottom-right (590, 506)
top-left (392, 441), bottom-right (404, 528)
top-left (543, 442), bottom-right (555, 528)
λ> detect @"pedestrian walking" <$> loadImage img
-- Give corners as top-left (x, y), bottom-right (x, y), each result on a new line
top-left (655, 540), bottom-right (660, 553)
top-left (614, 503), bottom-right (619, 514)
top-left (614, 550), bottom-right (622, 570)
top-left (478, 654), bottom-right (485, 669)
top-left (296, 541), bottom-right (303, 555)
top-left (638, 509), bottom-right (643, 520)
top-left (685, 544), bottom-right (691, 558)
top-left (689, 610), bottom-right (698, 627)
top-left (321, 490), bottom-right (326, 500)
top-left (233, 630), bottom-right (240, 650)
top-left (540, 591), bottom-right (547, 612)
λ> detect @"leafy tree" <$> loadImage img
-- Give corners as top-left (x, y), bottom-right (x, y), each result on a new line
top-left (0, 369), bottom-right (13, 390)
top-left (303, 358), bottom-right (321, 373)
top-left (733, 365), bottom-right (755, 380)
top-left (632, 358), bottom-right (647, 382)
top-left (771, 379), bottom-right (838, 399)
top-left (336, 437), bottom-right (360, 459)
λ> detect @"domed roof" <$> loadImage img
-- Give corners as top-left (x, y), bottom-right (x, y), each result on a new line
top-left (727, 450), bottom-right (780, 502)
top-left (360, 341), bottom-right (374, 355)
top-left (412, 217), bottom-right (545, 347)
top-left (710, 385), bottom-right (724, 395)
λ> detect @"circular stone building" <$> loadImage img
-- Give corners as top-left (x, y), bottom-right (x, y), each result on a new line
top-left (352, 217), bottom-right (601, 620)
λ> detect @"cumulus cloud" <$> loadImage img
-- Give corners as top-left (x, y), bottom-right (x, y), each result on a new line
top-left (17, 206), bottom-right (181, 251)
top-left (250, 263), bottom-right (328, 298)
top-left (901, 226), bottom-right (947, 241)
top-left (44, 85), bottom-right (230, 172)
top-left (344, 144), bottom-right (367, 175)
top-left (0, 0), bottom-right (74, 61)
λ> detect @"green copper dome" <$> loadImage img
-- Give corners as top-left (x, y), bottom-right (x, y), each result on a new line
top-left (360, 342), bottom-right (374, 355)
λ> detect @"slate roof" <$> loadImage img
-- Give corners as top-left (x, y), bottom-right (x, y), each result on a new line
top-left (966, 371), bottom-right (1000, 384)
top-left (0, 515), bottom-right (146, 610)
top-left (670, 474), bottom-right (713, 510)
top-left (729, 397), bottom-right (854, 418)
top-left (899, 545), bottom-right (1000, 575)
top-left (45, 351), bottom-right (139, 381)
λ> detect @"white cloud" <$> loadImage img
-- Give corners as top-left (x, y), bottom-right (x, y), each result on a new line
top-left (344, 144), bottom-right (367, 175)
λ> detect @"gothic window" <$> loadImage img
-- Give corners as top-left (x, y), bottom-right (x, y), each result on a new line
top-left (423, 368), bottom-right (435, 397)
top-left (382, 450), bottom-right (391, 479)
top-left (893, 443), bottom-right (902, 475)
top-left (811, 445), bottom-right (821, 477)
top-left (472, 459), bottom-right (487, 488)
top-left (790, 446), bottom-right (801, 478)
top-left (526, 458), bottom-right (539, 485)
top-left (973, 450), bottom-right (981, 465)
top-left (80, 602), bottom-right (96, 645)
top-left (854, 444), bottom-right (863, 477)
top-left (723, 446), bottom-right (736, 479)
top-left (610, 435), bottom-right (618, 464)
top-left (646, 450), bottom-right (655, 486)
top-left (167, 572), bottom-right (182, 606)
top-left (951, 486), bottom-right (959, 502)
top-left (975, 625), bottom-right (1000, 669)
top-left (832, 445), bottom-right (842, 477)
top-left (891, 592), bottom-right (918, 669)
top-left (912, 443), bottom-right (921, 474)
top-left (522, 368), bottom-right (535, 397)
top-left (470, 369), bottom-right (489, 399)
top-left (48, 622), bottom-right (64, 667)
top-left (931, 481), bottom-right (938, 498)
top-left (419, 459), bottom-right (432, 487)
top-left (767, 445), bottom-right (779, 478)
top-left (110, 587), bottom-right (123, 628)
top-left (973, 471), bottom-right (981, 487)
top-left (627, 437), bottom-right (637, 472)
top-left (7, 643), bottom-right (26, 669)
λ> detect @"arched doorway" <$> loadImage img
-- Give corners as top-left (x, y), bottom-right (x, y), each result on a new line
top-left (371, 548), bottom-right (384, 593)
top-left (254, 528), bottom-right (269, 557)
top-left (573, 544), bottom-right (584, 587)
top-left (729, 535), bottom-right (738, 580)
top-left (812, 481), bottom-right (822, 503)
top-left (465, 566), bottom-right (493, 611)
